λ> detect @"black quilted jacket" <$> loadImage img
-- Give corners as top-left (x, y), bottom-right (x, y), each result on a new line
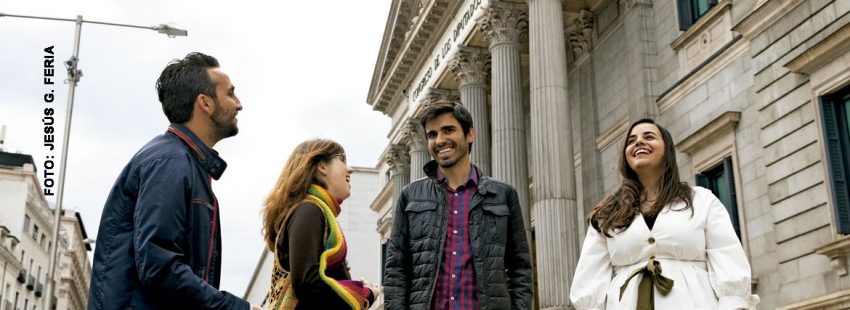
top-left (383, 161), bottom-right (533, 310)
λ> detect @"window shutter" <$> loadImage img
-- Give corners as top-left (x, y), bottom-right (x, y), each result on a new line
top-left (821, 97), bottom-right (850, 234)
top-left (677, 0), bottom-right (694, 31)
top-left (723, 157), bottom-right (741, 238)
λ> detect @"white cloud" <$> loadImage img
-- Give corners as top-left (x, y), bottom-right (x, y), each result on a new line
top-left (0, 0), bottom-right (391, 295)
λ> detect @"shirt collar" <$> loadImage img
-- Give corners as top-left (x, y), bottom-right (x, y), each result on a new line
top-left (167, 123), bottom-right (228, 180)
top-left (436, 164), bottom-right (478, 188)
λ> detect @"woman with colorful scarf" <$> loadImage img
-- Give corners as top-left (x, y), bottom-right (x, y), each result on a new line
top-left (263, 139), bottom-right (380, 309)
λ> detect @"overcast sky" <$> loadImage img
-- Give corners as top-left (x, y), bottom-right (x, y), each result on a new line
top-left (0, 0), bottom-right (392, 295)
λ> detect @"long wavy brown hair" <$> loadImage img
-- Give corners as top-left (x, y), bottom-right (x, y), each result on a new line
top-left (262, 139), bottom-right (345, 251)
top-left (588, 119), bottom-right (693, 237)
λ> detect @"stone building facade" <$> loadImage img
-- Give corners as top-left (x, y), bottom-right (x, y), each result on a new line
top-left (0, 150), bottom-right (92, 310)
top-left (367, 0), bottom-right (850, 308)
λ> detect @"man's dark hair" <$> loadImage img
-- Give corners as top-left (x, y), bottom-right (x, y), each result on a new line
top-left (156, 52), bottom-right (220, 124)
top-left (419, 101), bottom-right (474, 136)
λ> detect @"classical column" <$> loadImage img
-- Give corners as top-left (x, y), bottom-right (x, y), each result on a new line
top-left (404, 120), bottom-right (429, 181)
top-left (569, 10), bottom-right (605, 223)
top-left (478, 2), bottom-right (530, 226)
top-left (386, 144), bottom-right (411, 202)
top-left (449, 46), bottom-right (491, 174)
top-left (528, 1), bottom-right (581, 309)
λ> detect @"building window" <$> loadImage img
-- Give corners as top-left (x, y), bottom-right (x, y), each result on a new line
top-left (820, 87), bottom-right (850, 233)
top-left (677, 0), bottom-right (718, 30)
top-left (696, 157), bottom-right (741, 239)
top-left (32, 225), bottom-right (38, 240)
top-left (23, 215), bottom-right (30, 233)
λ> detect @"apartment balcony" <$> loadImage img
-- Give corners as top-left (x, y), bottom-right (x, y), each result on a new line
top-left (16, 269), bottom-right (25, 283)
top-left (26, 274), bottom-right (35, 290)
top-left (35, 281), bottom-right (43, 297)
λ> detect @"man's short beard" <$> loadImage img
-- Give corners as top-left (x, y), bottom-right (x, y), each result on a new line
top-left (210, 99), bottom-right (238, 140)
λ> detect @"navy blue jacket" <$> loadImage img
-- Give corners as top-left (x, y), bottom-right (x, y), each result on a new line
top-left (88, 124), bottom-right (248, 310)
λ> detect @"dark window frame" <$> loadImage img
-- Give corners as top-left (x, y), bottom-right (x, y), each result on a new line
top-left (820, 87), bottom-right (850, 233)
top-left (696, 156), bottom-right (741, 239)
top-left (677, 0), bottom-right (719, 31)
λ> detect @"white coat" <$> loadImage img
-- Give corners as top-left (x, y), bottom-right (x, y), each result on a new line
top-left (570, 186), bottom-right (759, 309)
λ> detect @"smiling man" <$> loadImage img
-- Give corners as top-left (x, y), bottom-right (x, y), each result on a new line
top-left (87, 52), bottom-right (257, 310)
top-left (383, 101), bottom-right (532, 310)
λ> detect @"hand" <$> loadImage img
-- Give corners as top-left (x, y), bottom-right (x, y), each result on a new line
top-left (361, 278), bottom-right (382, 299)
top-left (251, 304), bottom-right (262, 310)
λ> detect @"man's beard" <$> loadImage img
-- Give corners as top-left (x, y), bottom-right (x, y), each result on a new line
top-left (432, 141), bottom-right (467, 168)
top-left (210, 99), bottom-right (238, 140)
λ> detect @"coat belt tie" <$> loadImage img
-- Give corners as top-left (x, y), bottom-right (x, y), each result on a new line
top-left (619, 256), bottom-right (674, 310)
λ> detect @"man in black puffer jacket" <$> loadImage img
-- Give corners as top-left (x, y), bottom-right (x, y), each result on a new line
top-left (383, 101), bottom-right (532, 310)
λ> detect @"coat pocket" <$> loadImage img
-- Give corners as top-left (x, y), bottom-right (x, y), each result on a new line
top-left (405, 201), bottom-right (439, 241)
top-left (481, 204), bottom-right (510, 245)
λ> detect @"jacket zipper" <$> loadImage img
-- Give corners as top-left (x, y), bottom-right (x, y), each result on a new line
top-left (426, 183), bottom-right (449, 309)
top-left (204, 175), bottom-right (217, 283)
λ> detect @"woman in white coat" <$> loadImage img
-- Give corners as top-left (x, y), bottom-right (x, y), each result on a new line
top-left (570, 119), bottom-right (759, 310)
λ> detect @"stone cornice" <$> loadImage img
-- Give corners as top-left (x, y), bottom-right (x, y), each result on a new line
top-left (478, 1), bottom-right (528, 46)
top-left (449, 46), bottom-right (491, 86)
top-left (732, 0), bottom-right (805, 41)
top-left (785, 22), bottom-right (850, 75)
top-left (676, 111), bottom-right (740, 154)
top-left (368, 0), bottom-right (463, 114)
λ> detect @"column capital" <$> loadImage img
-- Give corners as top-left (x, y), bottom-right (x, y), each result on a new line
top-left (566, 10), bottom-right (593, 60)
top-left (416, 87), bottom-right (461, 117)
top-left (385, 144), bottom-right (411, 174)
top-left (449, 46), bottom-right (490, 87)
top-left (404, 119), bottom-right (428, 151)
top-left (477, 1), bottom-right (528, 47)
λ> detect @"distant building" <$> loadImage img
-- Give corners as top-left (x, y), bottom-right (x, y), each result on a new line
top-left (244, 167), bottom-right (382, 308)
top-left (0, 151), bottom-right (91, 310)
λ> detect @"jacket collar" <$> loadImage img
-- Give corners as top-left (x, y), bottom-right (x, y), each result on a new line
top-left (167, 123), bottom-right (227, 180)
top-left (424, 160), bottom-right (493, 195)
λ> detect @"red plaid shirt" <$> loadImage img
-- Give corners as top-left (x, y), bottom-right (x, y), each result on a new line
top-left (432, 166), bottom-right (479, 310)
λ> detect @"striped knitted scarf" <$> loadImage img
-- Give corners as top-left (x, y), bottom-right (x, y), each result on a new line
top-left (268, 184), bottom-right (371, 310)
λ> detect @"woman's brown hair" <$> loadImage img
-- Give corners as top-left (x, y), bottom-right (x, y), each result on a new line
top-left (262, 138), bottom-right (345, 251)
top-left (588, 119), bottom-right (693, 237)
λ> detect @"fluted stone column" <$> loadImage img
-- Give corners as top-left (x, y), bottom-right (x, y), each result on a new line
top-left (404, 120), bottom-right (430, 181)
top-left (478, 2), bottom-right (530, 227)
top-left (528, 0), bottom-right (580, 308)
top-left (449, 47), bottom-right (491, 175)
top-left (387, 144), bottom-right (411, 202)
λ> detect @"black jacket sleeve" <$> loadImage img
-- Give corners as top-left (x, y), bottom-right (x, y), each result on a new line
top-left (283, 202), bottom-right (353, 309)
top-left (506, 187), bottom-right (533, 309)
top-left (383, 190), bottom-right (411, 310)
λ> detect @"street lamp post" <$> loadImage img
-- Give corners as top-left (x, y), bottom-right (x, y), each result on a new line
top-left (0, 12), bottom-right (187, 310)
